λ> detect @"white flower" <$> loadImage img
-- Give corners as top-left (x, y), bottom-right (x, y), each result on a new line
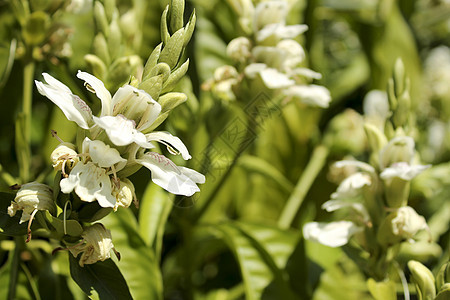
top-left (69, 223), bottom-right (115, 267)
top-left (146, 131), bottom-right (192, 160)
top-left (380, 162), bottom-right (431, 181)
top-left (257, 23), bottom-right (308, 42)
top-left (8, 182), bottom-right (55, 224)
top-left (93, 115), bottom-right (154, 148)
top-left (283, 84), bottom-right (331, 108)
top-left (321, 200), bottom-right (370, 223)
top-left (51, 142), bottom-right (79, 172)
top-left (112, 178), bottom-right (136, 211)
top-left (136, 152), bottom-right (205, 197)
top-left (227, 37), bottom-right (252, 63)
top-left (391, 206), bottom-right (428, 241)
top-left (82, 138), bottom-right (127, 170)
top-left (303, 221), bottom-right (363, 247)
top-left (331, 172), bottom-right (372, 200)
top-left (60, 161), bottom-right (116, 208)
top-left (379, 136), bottom-right (416, 169)
top-left (35, 73), bottom-right (93, 129)
top-left (333, 160), bottom-right (376, 174)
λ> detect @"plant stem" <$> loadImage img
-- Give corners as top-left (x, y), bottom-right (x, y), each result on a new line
top-left (18, 60), bottom-right (35, 183)
top-left (8, 237), bottom-right (23, 300)
top-left (278, 144), bottom-right (329, 229)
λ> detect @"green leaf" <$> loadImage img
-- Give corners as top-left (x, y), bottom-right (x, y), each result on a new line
top-left (214, 221), bottom-right (298, 300)
top-left (138, 183), bottom-right (173, 258)
top-left (367, 278), bottom-right (397, 300)
top-left (69, 254), bottom-right (132, 300)
top-left (0, 192), bottom-right (27, 236)
top-left (102, 209), bottom-right (163, 300)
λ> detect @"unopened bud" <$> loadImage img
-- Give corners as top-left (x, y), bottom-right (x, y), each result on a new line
top-left (227, 37), bottom-right (252, 63)
top-left (408, 260), bottom-right (436, 300)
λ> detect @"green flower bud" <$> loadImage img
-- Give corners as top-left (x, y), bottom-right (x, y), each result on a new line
top-left (169, 0), bottom-right (185, 33)
top-left (162, 59), bottom-right (189, 93)
top-left (160, 6), bottom-right (170, 45)
top-left (108, 16), bottom-right (122, 60)
top-left (364, 123), bottom-right (387, 167)
top-left (408, 260), bottom-right (436, 300)
top-left (94, 1), bottom-right (109, 36)
top-left (159, 28), bottom-right (184, 69)
top-left (436, 262), bottom-right (450, 292)
top-left (143, 43), bottom-right (162, 81)
top-left (8, 182), bottom-right (55, 224)
top-left (84, 54), bottom-right (107, 80)
top-left (22, 11), bottom-right (50, 46)
top-left (183, 11), bottom-right (196, 47)
top-left (93, 33), bottom-right (111, 65)
top-left (158, 92), bottom-right (187, 114)
top-left (436, 283), bottom-right (450, 300)
top-left (324, 109), bottom-right (366, 156)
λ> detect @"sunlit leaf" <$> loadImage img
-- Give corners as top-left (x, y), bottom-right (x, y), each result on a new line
top-left (214, 221), bottom-right (298, 300)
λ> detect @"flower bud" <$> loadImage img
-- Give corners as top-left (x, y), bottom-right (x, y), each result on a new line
top-left (112, 178), bottom-right (136, 211)
top-left (51, 142), bottom-right (79, 172)
top-left (227, 37), bottom-right (252, 63)
top-left (377, 207), bottom-right (428, 246)
top-left (69, 223), bottom-right (115, 267)
top-left (379, 136), bottom-right (415, 169)
top-left (408, 260), bottom-right (436, 300)
top-left (8, 182), bottom-right (55, 224)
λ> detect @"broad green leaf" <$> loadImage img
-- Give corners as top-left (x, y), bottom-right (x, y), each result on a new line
top-left (214, 222), bottom-right (298, 300)
top-left (138, 182), bottom-right (173, 259)
top-left (102, 209), bottom-right (163, 300)
top-left (69, 254), bottom-right (132, 300)
top-left (0, 192), bottom-right (27, 236)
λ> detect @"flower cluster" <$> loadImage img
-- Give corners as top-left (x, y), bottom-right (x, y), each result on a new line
top-left (204, 0), bottom-right (331, 107)
top-left (303, 60), bottom-right (432, 280)
top-left (37, 70), bottom-right (205, 208)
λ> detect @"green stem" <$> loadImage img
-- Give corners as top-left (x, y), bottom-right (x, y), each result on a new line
top-left (278, 144), bottom-right (329, 229)
top-left (18, 60), bottom-right (35, 183)
top-left (8, 237), bottom-right (24, 300)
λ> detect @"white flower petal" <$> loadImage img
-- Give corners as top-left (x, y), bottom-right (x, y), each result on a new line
top-left (303, 221), bottom-right (362, 247)
top-left (331, 172), bottom-right (372, 200)
top-left (244, 63), bottom-right (268, 79)
top-left (380, 162), bottom-right (431, 181)
top-left (391, 206), bottom-right (428, 239)
top-left (60, 162), bottom-right (116, 208)
top-left (36, 74), bottom-right (93, 129)
top-left (77, 71), bottom-right (112, 116)
top-left (82, 138), bottom-right (126, 169)
top-left (322, 200), bottom-right (370, 222)
top-left (334, 160), bottom-right (376, 174)
top-left (259, 68), bottom-right (295, 89)
top-left (284, 84), bottom-right (331, 108)
top-left (257, 23), bottom-right (308, 42)
top-left (136, 152), bottom-right (205, 196)
top-left (111, 85), bottom-right (161, 131)
top-left (93, 115), bottom-right (154, 148)
top-left (146, 131), bottom-right (192, 160)
top-left (291, 68), bottom-right (322, 79)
